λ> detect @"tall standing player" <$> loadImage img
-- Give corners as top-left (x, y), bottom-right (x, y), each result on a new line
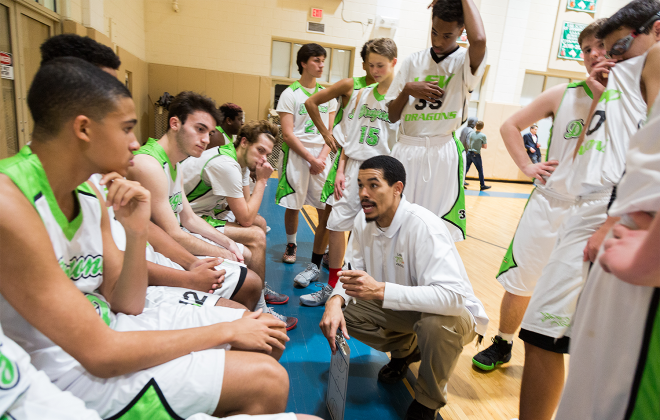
top-left (276, 43), bottom-right (337, 263)
top-left (386, 0), bottom-right (486, 242)
top-left (472, 21), bottom-right (606, 371)
top-left (297, 38), bottom-right (399, 306)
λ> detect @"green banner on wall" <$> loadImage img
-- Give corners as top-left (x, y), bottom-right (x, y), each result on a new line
top-left (558, 21), bottom-right (588, 61)
top-left (567, 0), bottom-right (596, 13)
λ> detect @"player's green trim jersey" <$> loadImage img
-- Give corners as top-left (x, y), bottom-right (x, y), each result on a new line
top-left (134, 138), bottom-right (184, 219)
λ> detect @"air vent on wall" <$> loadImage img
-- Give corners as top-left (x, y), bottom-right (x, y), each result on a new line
top-left (307, 22), bottom-right (325, 34)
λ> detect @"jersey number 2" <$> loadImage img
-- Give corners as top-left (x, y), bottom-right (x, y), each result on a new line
top-left (304, 120), bottom-right (317, 134)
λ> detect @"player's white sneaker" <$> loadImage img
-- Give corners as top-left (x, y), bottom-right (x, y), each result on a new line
top-left (300, 283), bottom-right (333, 306)
top-left (294, 263), bottom-right (320, 288)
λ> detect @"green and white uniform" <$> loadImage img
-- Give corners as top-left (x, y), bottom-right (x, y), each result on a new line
top-left (326, 85), bottom-right (397, 232)
top-left (134, 138), bottom-right (245, 254)
top-left (88, 174), bottom-right (246, 309)
top-left (322, 76), bottom-right (371, 203)
top-left (555, 73), bottom-right (660, 420)
top-left (521, 54), bottom-right (648, 344)
top-left (275, 81), bottom-right (337, 210)
top-left (0, 323), bottom-right (101, 420)
top-left (497, 81), bottom-right (593, 297)
top-left (181, 143), bottom-right (250, 230)
top-left (0, 146), bottom-right (246, 418)
top-left (216, 125), bottom-right (233, 145)
top-left (135, 138), bottom-right (184, 221)
top-left (385, 47), bottom-right (487, 242)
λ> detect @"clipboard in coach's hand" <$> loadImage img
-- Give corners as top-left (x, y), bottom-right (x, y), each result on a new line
top-left (326, 332), bottom-right (350, 420)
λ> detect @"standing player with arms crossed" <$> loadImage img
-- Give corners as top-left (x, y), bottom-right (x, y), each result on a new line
top-left (386, 0), bottom-right (487, 242)
top-left (289, 40), bottom-right (376, 285)
top-left (472, 20), bottom-right (606, 370)
top-left (297, 38), bottom-right (400, 307)
top-left (276, 43), bottom-right (337, 264)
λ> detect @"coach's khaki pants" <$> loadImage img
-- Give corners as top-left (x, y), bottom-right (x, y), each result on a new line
top-left (343, 299), bottom-right (476, 410)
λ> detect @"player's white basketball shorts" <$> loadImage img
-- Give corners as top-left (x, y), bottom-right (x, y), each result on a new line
top-left (520, 191), bottom-right (610, 342)
top-left (276, 142), bottom-right (331, 210)
top-left (391, 134), bottom-right (466, 242)
top-left (57, 304), bottom-right (245, 418)
top-left (3, 366), bottom-right (101, 420)
top-left (555, 226), bottom-right (659, 420)
top-left (199, 210), bottom-right (237, 233)
top-left (145, 248), bottom-right (248, 309)
top-left (326, 158), bottom-right (363, 232)
top-left (181, 226), bottom-right (246, 256)
top-left (497, 187), bottom-right (574, 297)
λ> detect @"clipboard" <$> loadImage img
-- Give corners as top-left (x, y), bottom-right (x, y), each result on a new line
top-left (326, 332), bottom-right (350, 420)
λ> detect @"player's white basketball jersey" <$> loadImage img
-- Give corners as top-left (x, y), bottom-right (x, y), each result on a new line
top-left (609, 92), bottom-right (660, 219)
top-left (541, 81), bottom-right (594, 197)
top-left (342, 85), bottom-right (395, 160)
top-left (567, 53), bottom-right (648, 197)
top-left (135, 138), bottom-right (184, 220)
top-left (0, 146), bottom-right (112, 384)
top-left (276, 81), bottom-right (337, 145)
top-left (333, 76), bottom-right (369, 147)
top-left (182, 145), bottom-right (223, 216)
top-left (0, 323), bottom-right (32, 414)
top-left (385, 46), bottom-right (487, 137)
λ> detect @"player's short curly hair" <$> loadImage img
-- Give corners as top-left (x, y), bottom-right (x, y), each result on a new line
top-left (167, 91), bottom-right (220, 129)
top-left (360, 39), bottom-right (375, 62)
top-left (40, 34), bottom-right (121, 69)
top-left (578, 19), bottom-right (607, 47)
top-left (296, 43), bottom-right (327, 75)
top-left (235, 120), bottom-right (280, 148)
top-left (432, 0), bottom-right (464, 26)
top-left (367, 38), bottom-right (397, 61)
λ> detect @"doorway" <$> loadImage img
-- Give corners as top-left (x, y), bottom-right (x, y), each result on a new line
top-left (0, 0), bottom-right (58, 157)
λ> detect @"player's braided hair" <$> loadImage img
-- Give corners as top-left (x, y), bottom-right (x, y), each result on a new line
top-left (235, 120), bottom-right (280, 148)
top-left (219, 103), bottom-right (243, 122)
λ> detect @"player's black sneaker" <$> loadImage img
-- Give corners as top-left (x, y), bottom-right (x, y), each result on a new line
top-left (480, 185), bottom-right (492, 191)
top-left (472, 336), bottom-right (512, 371)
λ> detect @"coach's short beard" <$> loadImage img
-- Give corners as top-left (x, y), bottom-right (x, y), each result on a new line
top-left (365, 215), bottom-right (378, 223)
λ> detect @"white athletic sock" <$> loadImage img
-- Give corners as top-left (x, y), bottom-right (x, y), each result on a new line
top-left (286, 233), bottom-right (297, 245)
top-left (255, 291), bottom-right (268, 313)
top-left (498, 330), bottom-right (514, 343)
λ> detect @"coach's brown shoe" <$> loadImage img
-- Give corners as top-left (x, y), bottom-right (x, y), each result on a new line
top-left (282, 243), bottom-right (297, 263)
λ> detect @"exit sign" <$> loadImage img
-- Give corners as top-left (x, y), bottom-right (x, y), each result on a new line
top-left (311, 8), bottom-right (323, 18)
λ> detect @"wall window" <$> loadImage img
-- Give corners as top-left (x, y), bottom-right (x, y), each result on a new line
top-left (270, 39), bottom-right (353, 84)
top-left (520, 72), bottom-right (585, 148)
top-left (34, 0), bottom-right (57, 13)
